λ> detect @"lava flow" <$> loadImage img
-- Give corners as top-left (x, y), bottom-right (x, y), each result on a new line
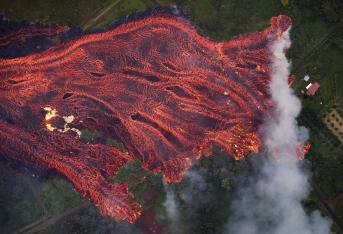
top-left (0, 11), bottom-right (292, 223)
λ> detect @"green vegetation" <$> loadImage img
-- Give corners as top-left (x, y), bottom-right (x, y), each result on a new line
top-left (0, 0), bottom-right (342, 233)
top-left (0, 0), bottom-right (114, 26)
top-left (106, 137), bottom-right (128, 152)
top-left (171, 149), bottom-right (251, 233)
top-left (113, 160), bottom-right (165, 209)
top-left (164, 0), bottom-right (281, 40)
top-left (94, 0), bottom-right (149, 29)
top-left (0, 164), bottom-right (83, 233)
top-left (80, 129), bottom-right (101, 142)
top-left (0, 166), bottom-right (44, 233)
top-left (40, 178), bottom-right (82, 215)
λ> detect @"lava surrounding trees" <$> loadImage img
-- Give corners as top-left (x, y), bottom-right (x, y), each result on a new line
top-left (0, 10), bottom-right (292, 223)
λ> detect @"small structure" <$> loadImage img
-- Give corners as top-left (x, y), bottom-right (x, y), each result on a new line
top-left (303, 75), bottom-right (310, 82)
top-left (306, 82), bottom-right (320, 96)
top-left (306, 83), bottom-right (312, 90)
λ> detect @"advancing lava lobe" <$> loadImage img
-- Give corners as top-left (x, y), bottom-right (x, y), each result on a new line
top-left (0, 11), bottom-right (292, 222)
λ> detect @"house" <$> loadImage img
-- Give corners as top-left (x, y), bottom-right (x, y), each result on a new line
top-left (303, 75), bottom-right (310, 82)
top-left (306, 82), bottom-right (320, 96)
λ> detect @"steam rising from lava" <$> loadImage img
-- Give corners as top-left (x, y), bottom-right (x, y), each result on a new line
top-left (225, 27), bottom-right (332, 234)
top-left (0, 9), bottom-right (312, 224)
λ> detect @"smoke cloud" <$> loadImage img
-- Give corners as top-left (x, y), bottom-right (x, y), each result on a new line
top-left (163, 183), bottom-right (180, 233)
top-left (163, 166), bottom-right (215, 233)
top-left (224, 28), bottom-right (332, 234)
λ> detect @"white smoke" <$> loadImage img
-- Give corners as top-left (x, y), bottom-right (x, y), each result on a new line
top-left (163, 183), bottom-right (181, 233)
top-left (179, 169), bottom-right (212, 210)
top-left (163, 167), bottom-right (213, 233)
top-left (224, 28), bottom-right (332, 234)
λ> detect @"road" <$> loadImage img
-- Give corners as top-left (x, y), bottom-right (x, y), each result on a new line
top-left (13, 203), bottom-right (87, 234)
top-left (312, 183), bottom-right (343, 233)
top-left (82, 0), bottom-right (123, 30)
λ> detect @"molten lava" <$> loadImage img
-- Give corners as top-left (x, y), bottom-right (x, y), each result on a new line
top-left (0, 11), bottom-right (292, 222)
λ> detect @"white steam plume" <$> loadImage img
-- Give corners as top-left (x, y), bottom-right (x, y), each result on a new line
top-left (224, 28), bottom-right (332, 234)
top-left (163, 183), bottom-right (181, 233)
top-left (163, 167), bottom-right (212, 233)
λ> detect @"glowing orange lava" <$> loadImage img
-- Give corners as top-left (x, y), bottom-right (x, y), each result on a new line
top-left (0, 12), bottom-right (292, 222)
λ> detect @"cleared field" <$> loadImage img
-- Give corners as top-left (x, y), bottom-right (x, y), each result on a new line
top-left (323, 109), bottom-right (343, 143)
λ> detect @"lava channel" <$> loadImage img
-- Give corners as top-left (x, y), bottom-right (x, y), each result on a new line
top-left (0, 10), bottom-right (293, 222)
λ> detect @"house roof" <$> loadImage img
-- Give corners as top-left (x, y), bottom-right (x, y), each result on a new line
top-left (306, 82), bottom-right (320, 96)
